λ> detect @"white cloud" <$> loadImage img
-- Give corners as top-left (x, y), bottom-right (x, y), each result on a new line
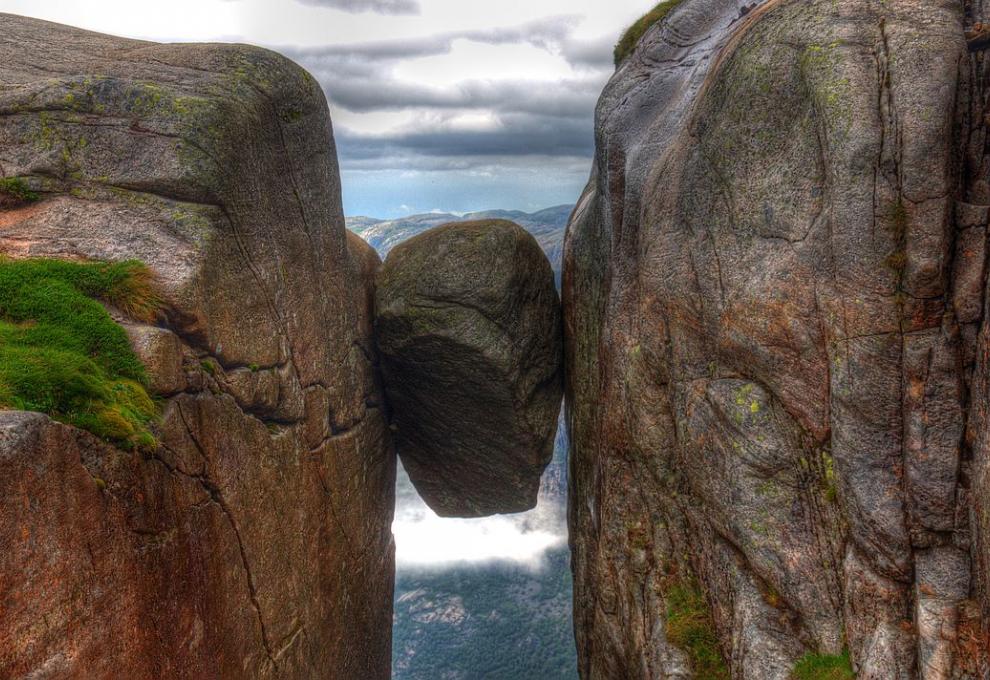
top-left (392, 463), bottom-right (566, 568)
top-left (393, 508), bottom-right (565, 567)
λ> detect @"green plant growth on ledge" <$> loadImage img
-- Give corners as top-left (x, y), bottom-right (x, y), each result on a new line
top-left (791, 650), bottom-right (855, 680)
top-left (665, 580), bottom-right (729, 680)
top-left (0, 258), bottom-right (162, 451)
top-left (614, 0), bottom-right (687, 67)
top-left (0, 177), bottom-right (40, 206)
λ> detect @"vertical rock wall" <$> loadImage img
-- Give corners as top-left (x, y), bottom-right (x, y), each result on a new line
top-left (564, 0), bottom-right (990, 677)
top-left (0, 14), bottom-right (394, 679)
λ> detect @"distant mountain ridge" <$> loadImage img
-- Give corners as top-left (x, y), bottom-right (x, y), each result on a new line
top-left (347, 205), bottom-right (573, 287)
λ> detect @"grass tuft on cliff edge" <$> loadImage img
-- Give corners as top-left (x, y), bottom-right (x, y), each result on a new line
top-left (665, 580), bottom-right (729, 679)
top-left (614, 0), bottom-right (687, 66)
top-left (0, 258), bottom-right (162, 451)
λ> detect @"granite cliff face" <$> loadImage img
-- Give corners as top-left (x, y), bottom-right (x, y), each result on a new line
top-left (0, 14), bottom-right (394, 679)
top-left (564, 0), bottom-right (990, 678)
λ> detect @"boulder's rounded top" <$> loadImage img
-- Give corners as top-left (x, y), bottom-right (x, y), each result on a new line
top-left (378, 219), bottom-right (554, 323)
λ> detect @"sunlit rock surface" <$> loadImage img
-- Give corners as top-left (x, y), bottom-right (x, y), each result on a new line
top-left (564, 0), bottom-right (990, 677)
top-left (0, 14), bottom-right (394, 679)
top-left (375, 219), bottom-right (563, 517)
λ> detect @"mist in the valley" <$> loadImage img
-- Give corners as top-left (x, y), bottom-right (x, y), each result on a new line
top-left (392, 413), bottom-right (569, 569)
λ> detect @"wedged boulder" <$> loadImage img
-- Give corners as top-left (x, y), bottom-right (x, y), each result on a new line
top-left (564, 0), bottom-right (987, 677)
top-left (0, 14), bottom-right (394, 679)
top-left (375, 219), bottom-right (562, 517)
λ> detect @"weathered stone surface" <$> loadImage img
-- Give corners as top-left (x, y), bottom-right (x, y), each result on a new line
top-left (0, 13), bottom-right (394, 679)
top-left (375, 219), bottom-right (562, 517)
top-left (564, 0), bottom-right (989, 677)
top-left (125, 324), bottom-right (188, 396)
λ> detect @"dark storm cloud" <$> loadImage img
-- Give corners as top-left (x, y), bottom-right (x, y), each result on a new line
top-left (317, 76), bottom-right (600, 117)
top-left (294, 0), bottom-right (421, 15)
top-left (335, 112), bottom-right (594, 165)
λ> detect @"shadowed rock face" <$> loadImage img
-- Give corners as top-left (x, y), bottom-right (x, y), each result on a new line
top-left (564, 0), bottom-right (990, 678)
top-left (0, 14), bottom-right (394, 679)
top-left (375, 219), bottom-right (563, 517)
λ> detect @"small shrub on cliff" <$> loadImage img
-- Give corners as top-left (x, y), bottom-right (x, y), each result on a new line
top-left (614, 0), bottom-right (687, 66)
top-left (0, 258), bottom-right (161, 450)
top-left (791, 650), bottom-right (855, 680)
top-left (665, 581), bottom-right (729, 680)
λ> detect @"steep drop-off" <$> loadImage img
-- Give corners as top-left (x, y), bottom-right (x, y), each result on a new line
top-left (0, 14), bottom-right (394, 679)
top-left (564, 0), bottom-right (990, 678)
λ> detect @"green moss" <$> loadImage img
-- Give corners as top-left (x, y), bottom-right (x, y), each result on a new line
top-left (614, 0), bottom-right (686, 67)
top-left (0, 258), bottom-right (162, 450)
top-left (281, 108), bottom-right (304, 123)
top-left (798, 42), bottom-right (854, 138)
top-left (734, 382), bottom-right (755, 406)
top-left (763, 584), bottom-right (783, 609)
top-left (200, 359), bottom-right (217, 376)
top-left (822, 451), bottom-right (839, 504)
top-left (792, 650), bottom-right (855, 679)
top-left (665, 581), bottom-right (729, 680)
top-left (0, 177), bottom-right (39, 204)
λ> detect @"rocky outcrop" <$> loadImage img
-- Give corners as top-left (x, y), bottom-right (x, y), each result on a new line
top-left (0, 14), bottom-right (394, 679)
top-left (375, 219), bottom-right (562, 517)
top-left (564, 0), bottom-right (990, 678)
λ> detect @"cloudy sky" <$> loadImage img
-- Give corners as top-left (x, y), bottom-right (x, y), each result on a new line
top-left (1, 0), bottom-right (652, 217)
top-left (1, 0), bottom-right (646, 566)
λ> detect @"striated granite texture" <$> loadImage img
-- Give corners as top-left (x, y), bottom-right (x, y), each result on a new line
top-left (564, 0), bottom-right (990, 678)
top-left (0, 14), bottom-right (394, 679)
top-left (375, 219), bottom-right (563, 517)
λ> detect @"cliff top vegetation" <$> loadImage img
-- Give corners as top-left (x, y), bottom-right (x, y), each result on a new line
top-left (614, 0), bottom-right (686, 66)
top-left (0, 257), bottom-right (161, 450)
